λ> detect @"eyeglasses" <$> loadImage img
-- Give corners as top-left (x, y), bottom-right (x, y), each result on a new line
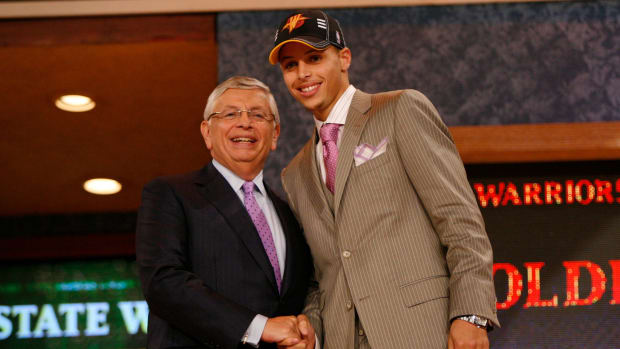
top-left (208, 109), bottom-right (275, 123)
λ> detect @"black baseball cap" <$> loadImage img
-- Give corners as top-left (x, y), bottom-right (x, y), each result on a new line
top-left (269, 10), bottom-right (346, 65)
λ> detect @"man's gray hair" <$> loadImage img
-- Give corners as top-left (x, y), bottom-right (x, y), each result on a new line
top-left (203, 76), bottom-right (280, 124)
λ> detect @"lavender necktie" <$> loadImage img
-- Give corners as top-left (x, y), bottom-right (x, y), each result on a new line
top-left (242, 181), bottom-right (282, 292)
top-left (320, 123), bottom-right (341, 193)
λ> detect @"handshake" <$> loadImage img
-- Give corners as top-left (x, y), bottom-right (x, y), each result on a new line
top-left (261, 314), bottom-right (316, 349)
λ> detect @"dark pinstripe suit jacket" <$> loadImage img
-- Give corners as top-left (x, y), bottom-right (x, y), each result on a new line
top-left (136, 163), bottom-right (313, 349)
top-left (282, 89), bottom-right (499, 349)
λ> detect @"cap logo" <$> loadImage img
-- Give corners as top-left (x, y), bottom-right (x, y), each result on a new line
top-left (282, 14), bottom-right (310, 33)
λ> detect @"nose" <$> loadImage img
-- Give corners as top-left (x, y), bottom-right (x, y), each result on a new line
top-left (236, 110), bottom-right (252, 128)
top-left (297, 61), bottom-right (310, 79)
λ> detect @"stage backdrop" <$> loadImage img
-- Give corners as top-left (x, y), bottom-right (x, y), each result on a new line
top-left (0, 161), bottom-right (620, 349)
top-left (0, 161), bottom-right (618, 348)
top-left (216, 0), bottom-right (620, 194)
top-left (0, 1), bottom-right (618, 348)
top-left (468, 160), bottom-right (619, 348)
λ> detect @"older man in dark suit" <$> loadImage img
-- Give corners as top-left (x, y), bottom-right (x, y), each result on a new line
top-left (136, 76), bottom-right (314, 349)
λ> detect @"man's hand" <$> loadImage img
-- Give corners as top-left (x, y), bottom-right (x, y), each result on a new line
top-left (277, 341), bottom-right (307, 349)
top-left (277, 314), bottom-right (316, 349)
top-left (448, 319), bottom-right (489, 349)
top-left (296, 314), bottom-right (316, 349)
top-left (261, 316), bottom-right (301, 345)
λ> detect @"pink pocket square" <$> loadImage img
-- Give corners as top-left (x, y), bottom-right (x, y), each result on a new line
top-left (354, 137), bottom-right (388, 166)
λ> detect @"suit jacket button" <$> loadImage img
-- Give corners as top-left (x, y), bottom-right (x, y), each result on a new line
top-left (342, 250), bottom-right (351, 258)
top-left (346, 301), bottom-right (353, 310)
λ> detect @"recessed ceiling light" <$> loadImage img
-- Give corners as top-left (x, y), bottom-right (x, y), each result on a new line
top-left (83, 178), bottom-right (122, 195)
top-left (55, 94), bottom-right (96, 112)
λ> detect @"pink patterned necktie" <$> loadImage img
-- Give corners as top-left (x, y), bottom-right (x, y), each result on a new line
top-left (242, 181), bottom-right (282, 292)
top-left (320, 123), bottom-right (341, 193)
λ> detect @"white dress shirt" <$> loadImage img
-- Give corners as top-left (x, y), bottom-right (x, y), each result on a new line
top-left (314, 84), bottom-right (356, 184)
top-left (211, 160), bottom-right (286, 347)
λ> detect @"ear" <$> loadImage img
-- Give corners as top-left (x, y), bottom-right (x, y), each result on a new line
top-left (338, 47), bottom-right (352, 72)
top-left (271, 123), bottom-right (281, 151)
top-left (200, 120), bottom-right (213, 150)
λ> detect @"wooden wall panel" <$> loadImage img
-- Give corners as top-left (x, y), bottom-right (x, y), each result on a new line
top-left (451, 122), bottom-right (620, 164)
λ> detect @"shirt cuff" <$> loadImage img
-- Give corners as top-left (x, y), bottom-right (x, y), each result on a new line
top-left (242, 314), bottom-right (268, 347)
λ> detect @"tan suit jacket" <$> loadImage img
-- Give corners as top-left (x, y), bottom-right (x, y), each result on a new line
top-left (281, 89), bottom-right (499, 349)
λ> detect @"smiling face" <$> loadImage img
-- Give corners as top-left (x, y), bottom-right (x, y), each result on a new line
top-left (200, 88), bottom-right (280, 180)
top-left (278, 42), bottom-right (351, 121)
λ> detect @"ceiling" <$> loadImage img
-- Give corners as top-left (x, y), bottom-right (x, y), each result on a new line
top-left (0, 0), bottom-right (552, 19)
top-left (0, 14), bottom-right (218, 215)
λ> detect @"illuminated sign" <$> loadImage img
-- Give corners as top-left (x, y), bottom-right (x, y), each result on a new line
top-left (0, 301), bottom-right (147, 339)
top-left (493, 260), bottom-right (619, 310)
top-left (0, 259), bottom-right (146, 348)
top-left (468, 161), bottom-right (620, 348)
top-left (473, 178), bottom-right (620, 207)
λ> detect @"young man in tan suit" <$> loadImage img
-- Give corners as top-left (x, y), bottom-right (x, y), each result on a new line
top-left (269, 10), bottom-right (500, 349)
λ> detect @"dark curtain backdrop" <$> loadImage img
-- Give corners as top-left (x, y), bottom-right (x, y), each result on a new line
top-left (217, 0), bottom-right (620, 194)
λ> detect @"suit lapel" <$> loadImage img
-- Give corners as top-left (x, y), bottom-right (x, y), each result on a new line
top-left (194, 163), bottom-right (279, 294)
top-left (299, 131), bottom-right (335, 225)
top-left (334, 90), bottom-right (372, 216)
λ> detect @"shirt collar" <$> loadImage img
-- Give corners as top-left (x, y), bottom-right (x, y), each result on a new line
top-left (211, 159), bottom-right (266, 196)
top-left (314, 84), bottom-right (356, 130)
